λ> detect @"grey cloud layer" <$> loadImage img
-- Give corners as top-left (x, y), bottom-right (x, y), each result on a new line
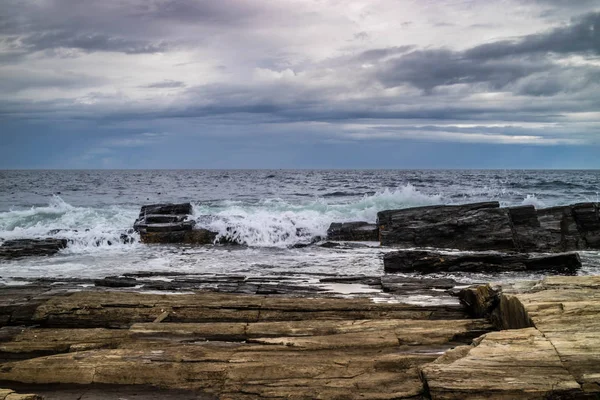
top-left (1, 1), bottom-right (600, 150)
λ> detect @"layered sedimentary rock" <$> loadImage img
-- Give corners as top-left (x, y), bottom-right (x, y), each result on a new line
top-left (383, 250), bottom-right (581, 274)
top-left (326, 222), bottom-right (379, 241)
top-left (423, 276), bottom-right (600, 399)
top-left (0, 287), bottom-right (491, 399)
top-left (134, 203), bottom-right (218, 245)
top-left (378, 201), bottom-right (600, 252)
top-left (0, 239), bottom-right (68, 260)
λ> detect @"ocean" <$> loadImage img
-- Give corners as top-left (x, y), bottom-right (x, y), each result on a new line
top-left (1, 169), bottom-right (600, 295)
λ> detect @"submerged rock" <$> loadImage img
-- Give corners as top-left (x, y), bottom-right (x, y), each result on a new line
top-left (0, 239), bottom-right (68, 260)
top-left (383, 250), bottom-right (581, 274)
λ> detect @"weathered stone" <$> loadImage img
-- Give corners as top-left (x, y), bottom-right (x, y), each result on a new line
top-left (378, 202), bottom-right (516, 250)
top-left (572, 202), bottom-right (600, 248)
top-left (0, 239), bottom-right (67, 260)
top-left (0, 388), bottom-right (41, 400)
top-left (139, 221), bottom-right (196, 233)
top-left (326, 222), bottom-right (379, 241)
top-left (457, 284), bottom-right (499, 318)
top-left (0, 287), bottom-right (493, 399)
top-left (378, 201), bottom-right (600, 252)
top-left (140, 229), bottom-right (217, 245)
top-left (383, 250), bottom-right (581, 274)
top-left (422, 328), bottom-right (584, 400)
top-left (430, 276), bottom-right (600, 399)
top-left (134, 203), bottom-right (219, 245)
top-left (139, 203), bottom-right (192, 216)
top-left (94, 277), bottom-right (138, 288)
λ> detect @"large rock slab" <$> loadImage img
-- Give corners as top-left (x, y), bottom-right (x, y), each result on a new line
top-left (0, 239), bottom-right (67, 260)
top-left (0, 287), bottom-right (492, 399)
top-left (384, 250), bottom-right (581, 274)
top-left (377, 202), bottom-right (516, 250)
top-left (378, 201), bottom-right (600, 252)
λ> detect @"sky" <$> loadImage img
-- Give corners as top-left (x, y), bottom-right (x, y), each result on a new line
top-left (1, 0), bottom-right (600, 169)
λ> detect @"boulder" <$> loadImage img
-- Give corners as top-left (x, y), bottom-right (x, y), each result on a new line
top-left (134, 203), bottom-right (218, 245)
top-left (383, 250), bottom-right (581, 274)
top-left (326, 222), bottom-right (379, 241)
top-left (0, 239), bottom-right (68, 260)
top-left (133, 203), bottom-right (193, 233)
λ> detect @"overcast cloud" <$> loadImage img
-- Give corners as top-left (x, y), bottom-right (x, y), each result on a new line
top-left (1, 0), bottom-right (599, 168)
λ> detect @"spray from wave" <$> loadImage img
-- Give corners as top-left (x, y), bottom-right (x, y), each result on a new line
top-left (192, 184), bottom-right (444, 247)
top-left (0, 195), bottom-right (139, 252)
top-left (0, 186), bottom-right (560, 250)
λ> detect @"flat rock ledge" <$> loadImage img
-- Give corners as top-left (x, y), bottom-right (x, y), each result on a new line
top-left (0, 239), bottom-right (67, 260)
top-left (384, 250), bottom-right (582, 274)
top-left (0, 277), bottom-right (598, 399)
top-left (0, 285), bottom-right (489, 399)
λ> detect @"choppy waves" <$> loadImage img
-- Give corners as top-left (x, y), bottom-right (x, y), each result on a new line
top-left (0, 180), bottom-right (597, 250)
top-left (0, 195), bottom-right (140, 252)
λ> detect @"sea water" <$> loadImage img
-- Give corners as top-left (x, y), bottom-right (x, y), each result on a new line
top-left (1, 169), bottom-right (599, 286)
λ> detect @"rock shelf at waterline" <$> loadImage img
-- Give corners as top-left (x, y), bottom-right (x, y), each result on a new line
top-left (133, 201), bottom-right (600, 253)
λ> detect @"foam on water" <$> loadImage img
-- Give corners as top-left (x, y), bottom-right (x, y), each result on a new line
top-left (191, 184), bottom-right (443, 246)
top-left (0, 195), bottom-right (140, 252)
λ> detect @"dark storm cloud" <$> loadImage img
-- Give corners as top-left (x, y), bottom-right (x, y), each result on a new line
top-left (142, 80), bottom-right (187, 89)
top-left (375, 49), bottom-right (549, 91)
top-left (19, 31), bottom-right (170, 54)
top-left (354, 46), bottom-right (415, 62)
top-left (2, 0), bottom-right (600, 166)
top-left (466, 12), bottom-right (600, 59)
top-left (132, 0), bottom-right (264, 25)
top-left (370, 12), bottom-right (600, 93)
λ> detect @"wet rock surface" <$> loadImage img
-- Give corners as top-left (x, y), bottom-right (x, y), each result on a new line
top-left (0, 239), bottom-right (68, 260)
top-left (133, 203), bottom-right (218, 245)
top-left (326, 222), bottom-right (379, 241)
top-left (384, 250), bottom-right (582, 274)
top-left (378, 201), bottom-right (600, 252)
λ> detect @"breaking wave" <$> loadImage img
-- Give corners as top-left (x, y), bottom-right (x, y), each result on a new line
top-left (192, 184), bottom-right (443, 247)
top-left (0, 195), bottom-right (139, 252)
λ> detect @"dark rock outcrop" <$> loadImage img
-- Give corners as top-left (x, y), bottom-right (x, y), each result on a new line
top-left (0, 239), bottom-right (68, 260)
top-left (383, 250), bottom-right (581, 274)
top-left (378, 201), bottom-right (600, 252)
top-left (377, 202), bottom-right (515, 250)
top-left (134, 203), bottom-right (218, 245)
top-left (326, 222), bottom-right (379, 241)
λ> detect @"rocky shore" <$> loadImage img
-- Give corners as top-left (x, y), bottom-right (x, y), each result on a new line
top-left (0, 276), bottom-right (596, 399)
top-left (1, 201), bottom-right (599, 398)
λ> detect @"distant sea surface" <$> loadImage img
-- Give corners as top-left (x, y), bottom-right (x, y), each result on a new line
top-left (1, 169), bottom-right (600, 291)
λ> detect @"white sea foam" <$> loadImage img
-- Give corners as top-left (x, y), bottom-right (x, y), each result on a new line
top-left (192, 184), bottom-right (443, 246)
top-left (521, 194), bottom-right (546, 208)
top-left (0, 195), bottom-right (140, 252)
